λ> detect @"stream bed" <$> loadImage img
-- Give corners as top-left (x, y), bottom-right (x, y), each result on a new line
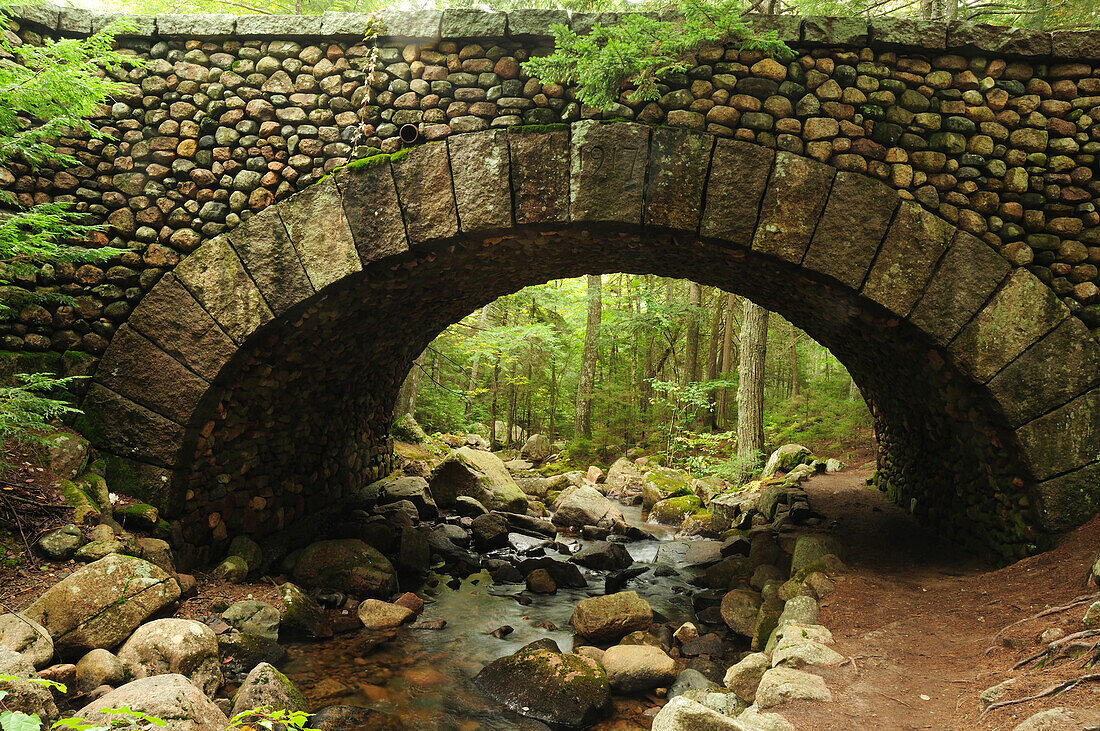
top-left (281, 506), bottom-right (710, 729)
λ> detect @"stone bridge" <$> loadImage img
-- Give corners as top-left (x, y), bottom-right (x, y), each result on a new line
top-left (2, 6), bottom-right (1099, 565)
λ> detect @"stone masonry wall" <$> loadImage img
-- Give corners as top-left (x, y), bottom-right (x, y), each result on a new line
top-left (1, 7), bottom-right (1100, 359)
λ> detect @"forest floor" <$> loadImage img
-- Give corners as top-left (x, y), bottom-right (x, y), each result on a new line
top-left (781, 467), bottom-right (1100, 730)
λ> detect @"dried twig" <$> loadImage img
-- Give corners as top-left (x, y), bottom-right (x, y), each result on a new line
top-left (979, 673), bottom-right (1100, 717)
top-left (0, 492), bottom-right (38, 569)
top-left (985, 592), bottom-right (1100, 655)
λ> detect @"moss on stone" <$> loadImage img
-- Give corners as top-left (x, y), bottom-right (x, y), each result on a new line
top-left (0, 350), bottom-right (62, 387)
top-left (649, 495), bottom-right (702, 525)
top-left (509, 123), bottom-right (569, 135)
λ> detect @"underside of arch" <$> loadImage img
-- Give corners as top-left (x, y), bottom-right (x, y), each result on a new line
top-left (77, 123), bottom-right (1100, 566)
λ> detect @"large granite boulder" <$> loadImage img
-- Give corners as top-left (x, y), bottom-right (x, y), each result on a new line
top-left (600, 644), bottom-right (677, 693)
top-left (552, 486), bottom-right (625, 530)
top-left (117, 618), bottom-right (222, 697)
top-left (760, 444), bottom-right (814, 478)
top-left (754, 667), bottom-right (832, 708)
top-left (604, 457), bottom-right (644, 496)
top-left (651, 695), bottom-right (744, 730)
top-left (0, 613), bottom-right (53, 668)
top-left (642, 467), bottom-right (693, 509)
top-left (429, 447), bottom-right (527, 512)
top-left (0, 646), bottom-right (58, 723)
top-left (520, 433), bottom-right (552, 462)
top-left (571, 591), bottom-right (653, 644)
top-left (22, 554), bottom-right (180, 656)
top-left (474, 645), bottom-right (611, 729)
top-left (292, 539), bottom-right (397, 598)
top-left (222, 600), bottom-right (280, 641)
top-left (721, 589), bottom-right (763, 638)
top-left (76, 674), bottom-right (229, 730)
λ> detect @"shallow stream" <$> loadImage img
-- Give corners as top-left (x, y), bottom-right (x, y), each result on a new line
top-left (281, 505), bottom-right (709, 729)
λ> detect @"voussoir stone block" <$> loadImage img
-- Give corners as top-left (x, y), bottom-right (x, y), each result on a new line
top-left (1033, 461), bottom-right (1100, 533)
top-left (13, 3), bottom-right (60, 30)
top-left (509, 128), bottom-right (570, 225)
top-left (391, 142), bottom-right (459, 245)
top-left (126, 275), bottom-right (236, 383)
top-left (987, 318), bottom-right (1100, 427)
top-left (277, 176), bottom-right (360, 292)
top-left (752, 151), bottom-right (834, 264)
top-left (1016, 389), bottom-right (1100, 482)
top-left (949, 269), bottom-right (1068, 383)
top-left (334, 161), bottom-right (409, 263)
top-left (172, 236), bottom-right (273, 344)
top-left (803, 171), bottom-right (899, 289)
top-left (700, 139), bottom-right (774, 246)
top-left (228, 206), bottom-right (314, 316)
top-left (95, 326), bottom-right (208, 425)
top-left (908, 231), bottom-right (1011, 346)
top-left (448, 130), bottom-right (513, 233)
top-left (644, 127), bottom-right (712, 232)
top-left (861, 201), bottom-right (953, 318)
top-left (570, 120), bottom-right (650, 226)
top-left (79, 385), bottom-right (186, 468)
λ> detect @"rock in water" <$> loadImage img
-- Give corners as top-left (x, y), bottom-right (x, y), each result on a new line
top-left (600, 644), bottom-right (677, 692)
top-left (310, 705), bottom-right (407, 730)
top-left (552, 486), bottom-right (625, 530)
top-left (76, 674), bottom-right (228, 731)
top-left (0, 613), bottom-right (53, 668)
top-left (117, 618), bottom-right (222, 697)
top-left (22, 554), bottom-right (180, 656)
top-left (641, 467), bottom-right (694, 509)
top-left (570, 541), bottom-right (633, 571)
top-left (230, 662), bottom-right (308, 718)
top-left (357, 599), bottom-right (415, 630)
top-left (571, 591), bottom-right (653, 644)
top-left (651, 695), bottom-right (744, 730)
top-left (292, 539), bottom-right (397, 597)
top-left (279, 582), bottom-right (333, 639)
top-left (429, 447), bottom-right (528, 512)
top-left (474, 646), bottom-right (611, 729)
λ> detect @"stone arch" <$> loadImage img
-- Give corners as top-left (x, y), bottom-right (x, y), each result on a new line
top-left (79, 123), bottom-right (1100, 565)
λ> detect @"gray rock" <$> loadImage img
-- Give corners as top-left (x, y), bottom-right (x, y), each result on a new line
top-left (571, 591), bottom-right (653, 644)
top-left (76, 648), bottom-right (125, 693)
top-left (292, 539), bottom-right (397, 598)
top-left (724, 651), bottom-right (770, 702)
top-left (374, 476), bottom-right (438, 519)
top-left (230, 662), bottom-right (308, 718)
top-left (35, 524), bottom-right (86, 561)
top-left (279, 582), bottom-right (333, 639)
top-left (0, 646), bottom-right (58, 722)
top-left (1014, 707), bottom-right (1097, 730)
top-left (43, 431), bottom-right (89, 480)
top-left (651, 695), bottom-right (744, 730)
top-left (430, 447), bottom-right (527, 513)
top-left (552, 486), bottom-right (624, 530)
top-left (0, 614), bottom-right (53, 668)
top-left (217, 631), bottom-right (286, 684)
top-left (76, 674), bottom-right (229, 731)
top-left (668, 668), bottom-right (718, 700)
top-left (754, 667), bottom-right (832, 708)
top-left (222, 600), bottom-right (280, 641)
top-left (777, 596), bottom-right (819, 628)
top-left (117, 618), bottom-right (222, 697)
top-left (570, 541), bottom-right (633, 571)
top-left (761, 444), bottom-right (814, 478)
top-left (520, 433), bottom-right (552, 462)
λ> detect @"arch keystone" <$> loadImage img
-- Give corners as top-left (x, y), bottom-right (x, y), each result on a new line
top-left (570, 120), bottom-right (650, 225)
top-left (277, 176), bottom-right (360, 291)
top-left (172, 235), bottom-right (273, 344)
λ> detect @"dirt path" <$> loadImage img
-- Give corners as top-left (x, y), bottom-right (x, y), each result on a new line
top-left (779, 468), bottom-right (1100, 730)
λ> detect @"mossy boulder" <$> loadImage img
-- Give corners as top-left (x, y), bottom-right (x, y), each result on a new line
top-left (790, 534), bottom-right (843, 577)
top-left (116, 502), bottom-right (160, 531)
top-left (43, 431), bottom-right (89, 480)
top-left (76, 674), bottom-right (229, 731)
top-left (35, 524), bottom-right (85, 561)
top-left (391, 412), bottom-right (428, 443)
top-left (760, 444), bottom-right (814, 478)
top-left (474, 646), bottom-right (611, 729)
top-left (292, 539), bottom-right (397, 598)
top-left (23, 554), bottom-right (181, 656)
top-left (278, 582), bottom-right (333, 639)
top-left (642, 467), bottom-right (693, 509)
top-left (649, 495), bottom-right (703, 525)
top-left (571, 591), bottom-right (653, 644)
top-left (58, 479), bottom-right (102, 525)
top-left (230, 662), bottom-right (308, 718)
top-left (720, 588), bottom-right (762, 638)
top-left (429, 447), bottom-right (527, 512)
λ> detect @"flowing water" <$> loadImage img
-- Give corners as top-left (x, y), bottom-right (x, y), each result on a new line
top-left (281, 505), bottom-right (710, 729)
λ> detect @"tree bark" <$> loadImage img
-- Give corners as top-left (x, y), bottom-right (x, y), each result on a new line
top-left (788, 321), bottom-right (800, 398)
top-left (395, 350), bottom-right (425, 418)
top-left (736, 300), bottom-right (769, 482)
top-left (717, 292), bottom-right (738, 427)
top-left (704, 289), bottom-right (723, 430)
top-left (575, 274), bottom-right (601, 439)
top-left (682, 281), bottom-right (702, 387)
top-left (464, 304), bottom-right (493, 416)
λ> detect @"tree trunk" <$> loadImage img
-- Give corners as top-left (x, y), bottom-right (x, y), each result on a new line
top-left (736, 300), bottom-right (769, 482)
top-left (682, 281), bottom-right (702, 387)
top-left (717, 292), bottom-right (738, 427)
top-left (788, 321), bottom-right (800, 398)
top-left (464, 304), bottom-right (493, 415)
top-left (549, 359), bottom-right (558, 442)
top-left (575, 274), bottom-right (601, 439)
top-left (848, 375), bottom-right (861, 401)
top-left (704, 289), bottom-right (723, 430)
top-left (395, 350), bottom-right (425, 418)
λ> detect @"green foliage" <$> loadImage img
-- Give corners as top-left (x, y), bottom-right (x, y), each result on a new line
top-left (0, 373), bottom-right (83, 473)
top-left (228, 707), bottom-right (318, 731)
top-left (647, 378), bottom-right (732, 464)
top-left (522, 0), bottom-right (791, 109)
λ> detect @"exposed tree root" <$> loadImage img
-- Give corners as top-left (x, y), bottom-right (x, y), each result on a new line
top-left (1012, 630), bottom-right (1100, 671)
top-left (979, 673), bottom-right (1100, 718)
top-left (985, 593), bottom-right (1100, 655)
